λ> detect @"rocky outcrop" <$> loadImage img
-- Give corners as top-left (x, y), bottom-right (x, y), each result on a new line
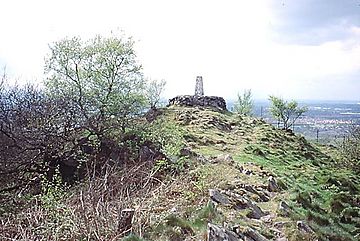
top-left (297, 221), bottom-right (315, 234)
top-left (209, 188), bottom-right (267, 219)
top-left (268, 176), bottom-right (280, 192)
top-left (278, 201), bottom-right (292, 217)
top-left (244, 227), bottom-right (269, 241)
top-left (207, 223), bottom-right (270, 241)
top-left (209, 189), bottom-right (231, 205)
top-left (168, 95), bottom-right (227, 111)
top-left (207, 223), bottom-right (241, 241)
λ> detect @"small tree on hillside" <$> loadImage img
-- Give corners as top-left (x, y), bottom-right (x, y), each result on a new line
top-left (44, 34), bottom-right (147, 135)
top-left (341, 124), bottom-right (360, 173)
top-left (233, 89), bottom-right (253, 116)
top-left (146, 78), bottom-right (166, 109)
top-left (269, 96), bottom-right (307, 130)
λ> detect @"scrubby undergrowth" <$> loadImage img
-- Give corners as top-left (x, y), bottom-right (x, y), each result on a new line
top-left (1, 106), bottom-right (359, 240)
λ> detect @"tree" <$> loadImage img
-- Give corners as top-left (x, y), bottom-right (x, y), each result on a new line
top-left (233, 89), bottom-right (253, 116)
top-left (44, 34), bottom-right (147, 136)
top-left (269, 96), bottom-right (307, 130)
top-left (146, 78), bottom-right (166, 109)
top-left (341, 124), bottom-right (360, 173)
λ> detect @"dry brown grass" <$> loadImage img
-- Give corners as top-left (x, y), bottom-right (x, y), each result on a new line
top-left (0, 159), bottom-right (172, 241)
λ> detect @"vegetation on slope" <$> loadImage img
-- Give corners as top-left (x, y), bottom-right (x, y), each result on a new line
top-left (1, 103), bottom-right (359, 240)
top-left (152, 106), bottom-right (360, 240)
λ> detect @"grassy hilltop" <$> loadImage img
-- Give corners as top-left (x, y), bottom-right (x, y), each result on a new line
top-left (1, 105), bottom-right (359, 240)
top-left (144, 105), bottom-right (359, 241)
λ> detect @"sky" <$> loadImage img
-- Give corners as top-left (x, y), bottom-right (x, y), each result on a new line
top-left (0, 0), bottom-right (360, 101)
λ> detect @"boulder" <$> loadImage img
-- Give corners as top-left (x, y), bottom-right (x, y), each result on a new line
top-left (297, 221), bottom-right (315, 234)
top-left (215, 154), bottom-right (234, 164)
top-left (246, 201), bottom-right (267, 219)
top-left (209, 189), bottom-right (230, 205)
top-left (278, 201), bottom-right (291, 217)
top-left (225, 191), bottom-right (267, 219)
top-left (243, 185), bottom-right (270, 202)
top-left (207, 223), bottom-right (241, 241)
top-left (244, 228), bottom-right (269, 241)
top-left (268, 176), bottom-right (280, 192)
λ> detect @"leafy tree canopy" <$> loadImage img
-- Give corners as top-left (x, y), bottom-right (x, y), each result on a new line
top-left (146, 78), bottom-right (166, 109)
top-left (269, 95), bottom-right (307, 130)
top-left (233, 89), bottom-right (253, 116)
top-left (44, 34), bottom-right (147, 135)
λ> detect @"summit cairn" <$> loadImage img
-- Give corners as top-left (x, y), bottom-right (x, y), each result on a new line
top-left (168, 76), bottom-right (227, 111)
top-left (195, 76), bottom-right (204, 96)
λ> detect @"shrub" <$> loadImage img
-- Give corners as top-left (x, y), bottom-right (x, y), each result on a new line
top-left (233, 89), bottom-right (253, 116)
top-left (269, 96), bottom-right (307, 130)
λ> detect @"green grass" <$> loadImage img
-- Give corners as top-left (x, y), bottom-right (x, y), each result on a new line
top-left (161, 106), bottom-right (360, 240)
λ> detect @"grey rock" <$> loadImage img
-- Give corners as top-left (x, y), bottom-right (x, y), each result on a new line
top-left (246, 201), bottom-right (267, 219)
top-left (243, 184), bottom-right (257, 194)
top-left (274, 221), bottom-right (290, 229)
top-left (216, 154), bottom-right (234, 163)
top-left (168, 95), bottom-right (227, 111)
top-left (244, 228), bottom-right (269, 241)
top-left (268, 176), bottom-right (280, 192)
top-left (209, 189), bottom-right (230, 205)
top-left (243, 185), bottom-right (270, 202)
top-left (297, 221), bottom-right (315, 234)
top-left (275, 237), bottom-right (288, 241)
top-left (256, 192), bottom-right (270, 202)
top-left (244, 237), bottom-right (255, 241)
top-left (208, 223), bottom-right (241, 241)
top-left (278, 201), bottom-right (291, 217)
top-left (226, 191), bottom-right (266, 219)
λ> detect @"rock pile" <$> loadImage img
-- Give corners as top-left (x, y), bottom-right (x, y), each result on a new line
top-left (203, 154), bottom-right (316, 241)
top-left (168, 95), bottom-right (227, 111)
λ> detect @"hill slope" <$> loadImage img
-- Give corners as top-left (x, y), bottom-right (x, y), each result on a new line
top-left (1, 105), bottom-right (359, 241)
top-left (143, 106), bottom-right (359, 241)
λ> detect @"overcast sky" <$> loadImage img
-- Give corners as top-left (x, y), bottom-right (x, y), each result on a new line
top-left (1, 0), bottom-right (360, 101)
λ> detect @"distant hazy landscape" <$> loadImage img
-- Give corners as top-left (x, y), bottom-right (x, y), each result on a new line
top-left (228, 100), bottom-right (360, 142)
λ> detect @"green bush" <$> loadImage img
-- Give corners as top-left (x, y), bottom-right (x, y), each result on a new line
top-left (144, 119), bottom-right (188, 173)
top-left (233, 89), bottom-right (253, 116)
top-left (268, 96), bottom-right (307, 130)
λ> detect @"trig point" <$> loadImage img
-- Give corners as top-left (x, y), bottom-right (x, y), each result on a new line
top-left (167, 75), bottom-right (227, 111)
top-left (195, 76), bottom-right (204, 96)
